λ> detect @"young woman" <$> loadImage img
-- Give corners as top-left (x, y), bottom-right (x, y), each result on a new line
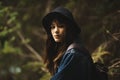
top-left (42, 7), bottom-right (95, 80)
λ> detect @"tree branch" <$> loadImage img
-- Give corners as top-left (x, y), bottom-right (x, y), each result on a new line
top-left (109, 59), bottom-right (120, 69)
top-left (17, 31), bottom-right (43, 61)
top-left (17, 31), bottom-right (48, 72)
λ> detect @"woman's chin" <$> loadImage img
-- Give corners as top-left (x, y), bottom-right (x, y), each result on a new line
top-left (54, 39), bottom-right (62, 43)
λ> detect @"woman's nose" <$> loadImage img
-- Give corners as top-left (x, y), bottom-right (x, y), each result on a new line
top-left (54, 26), bottom-right (59, 33)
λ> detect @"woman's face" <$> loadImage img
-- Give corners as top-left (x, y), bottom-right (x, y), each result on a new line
top-left (50, 19), bottom-right (66, 43)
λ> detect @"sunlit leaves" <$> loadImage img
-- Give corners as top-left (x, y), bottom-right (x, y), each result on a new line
top-left (1, 41), bottom-right (21, 54)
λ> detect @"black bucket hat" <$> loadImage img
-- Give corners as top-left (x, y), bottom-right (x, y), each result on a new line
top-left (42, 7), bottom-right (81, 34)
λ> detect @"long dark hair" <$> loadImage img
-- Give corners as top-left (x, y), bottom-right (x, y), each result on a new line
top-left (43, 16), bottom-right (80, 75)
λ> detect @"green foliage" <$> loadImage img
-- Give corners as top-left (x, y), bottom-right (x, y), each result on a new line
top-left (40, 72), bottom-right (51, 80)
top-left (1, 41), bottom-right (21, 54)
top-left (0, 5), bottom-right (21, 54)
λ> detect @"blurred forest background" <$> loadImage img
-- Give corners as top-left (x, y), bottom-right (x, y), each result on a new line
top-left (0, 0), bottom-right (120, 80)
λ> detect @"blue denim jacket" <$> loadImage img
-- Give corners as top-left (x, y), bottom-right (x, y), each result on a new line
top-left (50, 43), bottom-right (94, 80)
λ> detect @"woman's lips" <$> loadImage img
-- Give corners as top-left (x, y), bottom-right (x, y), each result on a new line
top-left (54, 35), bottom-right (60, 38)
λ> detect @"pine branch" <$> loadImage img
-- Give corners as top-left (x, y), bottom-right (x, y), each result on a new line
top-left (16, 31), bottom-right (48, 72)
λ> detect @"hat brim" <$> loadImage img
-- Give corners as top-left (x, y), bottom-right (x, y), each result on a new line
top-left (42, 12), bottom-right (81, 34)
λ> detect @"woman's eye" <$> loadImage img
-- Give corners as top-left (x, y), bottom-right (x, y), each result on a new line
top-left (58, 24), bottom-right (64, 28)
top-left (50, 25), bottom-right (55, 29)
